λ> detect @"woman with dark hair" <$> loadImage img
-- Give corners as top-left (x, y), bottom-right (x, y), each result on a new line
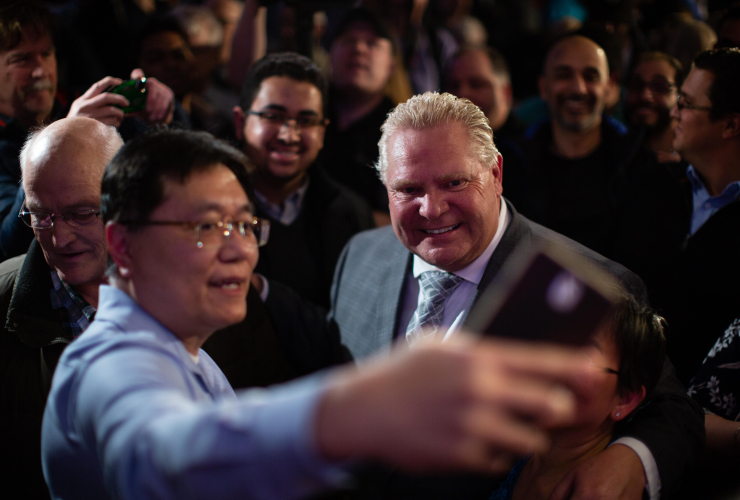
top-left (490, 295), bottom-right (667, 500)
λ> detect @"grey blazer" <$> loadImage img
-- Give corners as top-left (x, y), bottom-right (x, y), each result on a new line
top-left (329, 199), bottom-right (703, 498)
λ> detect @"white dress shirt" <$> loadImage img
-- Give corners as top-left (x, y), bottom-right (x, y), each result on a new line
top-left (395, 198), bottom-right (661, 499)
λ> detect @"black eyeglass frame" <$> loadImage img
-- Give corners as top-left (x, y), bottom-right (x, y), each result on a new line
top-left (247, 110), bottom-right (328, 129)
top-left (676, 94), bottom-right (713, 113)
top-left (626, 78), bottom-right (677, 96)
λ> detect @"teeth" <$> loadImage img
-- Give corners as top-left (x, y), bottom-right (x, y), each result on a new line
top-left (425, 225), bottom-right (458, 235)
top-left (221, 283), bottom-right (239, 289)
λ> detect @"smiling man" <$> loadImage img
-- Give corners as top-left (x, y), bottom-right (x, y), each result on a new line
top-left (233, 52), bottom-right (372, 308)
top-left (516, 35), bottom-right (634, 259)
top-left (0, 1), bottom-right (176, 260)
top-left (0, 116), bottom-right (123, 499)
top-left (624, 52), bottom-right (683, 159)
top-left (41, 128), bottom-right (608, 500)
top-left (330, 92), bottom-right (703, 499)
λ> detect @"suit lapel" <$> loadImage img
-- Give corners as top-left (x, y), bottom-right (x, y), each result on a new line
top-left (470, 201), bottom-right (532, 311)
top-left (374, 245), bottom-right (412, 352)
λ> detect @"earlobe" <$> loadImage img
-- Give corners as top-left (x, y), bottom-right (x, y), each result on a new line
top-left (233, 106), bottom-right (246, 141)
top-left (106, 222), bottom-right (132, 278)
top-left (613, 386), bottom-right (647, 421)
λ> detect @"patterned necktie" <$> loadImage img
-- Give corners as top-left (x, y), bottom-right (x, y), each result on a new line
top-left (406, 271), bottom-right (464, 346)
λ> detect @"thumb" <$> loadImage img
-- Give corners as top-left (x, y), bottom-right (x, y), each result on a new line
top-left (130, 68), bottom-right (145, 80)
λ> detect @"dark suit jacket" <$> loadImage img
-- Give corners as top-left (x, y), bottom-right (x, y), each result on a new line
top-left (330, 200), bottom-right (703, 499)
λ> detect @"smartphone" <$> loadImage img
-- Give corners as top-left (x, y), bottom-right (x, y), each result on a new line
top-left (464, 241), bottom-right (621, 346)
top-left (106, 78), bottom-right (147, 114)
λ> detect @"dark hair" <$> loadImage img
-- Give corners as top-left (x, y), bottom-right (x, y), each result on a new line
top-left (238, 52), bottom-right (327, 114)
top-left (692, 48), bottom-right (740, 120)
top-left (632, 51), bottom-right (685, 87)
top-left (329, 7), bottom-right (393, 51)
top-left (716, 3), bottom-right (740, 48)
top-left (451, 45), bottom-right (511, 83)
top-left (101, 129), bottom-right (254, 231)
top-left (136, 14), bottom-right (191, 62)
top-left (609, 295), bottom-right (666, 397)
top-left (0, 1), bottom-right (56, 53)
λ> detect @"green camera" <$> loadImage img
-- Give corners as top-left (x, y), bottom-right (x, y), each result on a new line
top-left (107, 78), bottom-right (147, 113)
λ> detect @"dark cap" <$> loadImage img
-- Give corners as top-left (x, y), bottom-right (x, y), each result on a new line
top-left (330, 8), bottom-right (392, 47)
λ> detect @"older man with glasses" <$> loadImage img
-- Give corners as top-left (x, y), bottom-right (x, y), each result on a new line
top-left (41, 128), bottom-right (603, 500)
top-left (0, 116), bottom-right (123, 499)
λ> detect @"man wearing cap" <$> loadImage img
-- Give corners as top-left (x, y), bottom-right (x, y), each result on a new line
top-left (318, 8), bottom-right (396, 226)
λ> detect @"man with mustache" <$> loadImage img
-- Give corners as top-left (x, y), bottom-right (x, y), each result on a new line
top-left (233, 52), bottom-right (373, 308)
top-left (624, 52), bottom-right (683, 162)
top-left (0, 1), bottom-right (175, 260)
top-left (515, 35), bottom-right (635, 259)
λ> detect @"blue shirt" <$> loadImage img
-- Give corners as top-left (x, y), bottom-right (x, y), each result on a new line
top-left (42, 285), bottom-right (349, 500)
top-left (687, 165), bottom-right (740, 235)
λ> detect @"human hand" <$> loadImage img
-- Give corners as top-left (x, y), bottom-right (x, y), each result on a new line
top-left (549, 444), bottom-right (646, 500)
top-left (128, 68), bottom-right (175, 125)
top-left (67, 76), bottom-right (128, 127)
top-left (315, 334), bottom-right (597, 473)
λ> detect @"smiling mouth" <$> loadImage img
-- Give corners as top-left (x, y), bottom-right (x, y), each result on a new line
top-left (423, 224), bottom-right (461, 235)
top-left (209, 278), bottom-right (246, 290)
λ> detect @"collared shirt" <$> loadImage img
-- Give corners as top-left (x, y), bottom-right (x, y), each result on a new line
top-left (254, 177), bottom-right (310, 225)
top-left (49, 269), bottom-right (95, 339)
top-left (687, 165), bottom-right (740, 235)
top-left (42, 285), bottom-right (349, 500)
top-left (396, 200), bottom-right (661, 499)
top-left (396, 199), bottom-right (510, 340)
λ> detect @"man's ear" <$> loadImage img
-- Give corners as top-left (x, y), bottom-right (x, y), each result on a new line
top-left (612, 386), bottom-right (647, 422)
top-left (233, 106), bottom-right (246, 142)
top-left (106, 221), bottom-right (133, 278)
top-left (492, 153), bottom-right (503, 195)
top-left (722, 112), bottom-right (740, 139)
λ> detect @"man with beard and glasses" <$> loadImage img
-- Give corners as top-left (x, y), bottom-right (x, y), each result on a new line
top-left (514, 35), bottom-right (636, 260)
top-left (624, 52), bottom-right (683, 162)
top-left (0, 1), bottom-right (175, 260)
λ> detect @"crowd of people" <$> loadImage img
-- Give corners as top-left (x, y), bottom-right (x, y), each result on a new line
top-left (2, 0), bottom-right (740, 499)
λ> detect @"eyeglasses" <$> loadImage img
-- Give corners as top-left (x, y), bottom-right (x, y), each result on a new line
top-left (248, 110), bottom-right (327, 130)
top-left (19, 205), bottom-right (101, 229)
top-left (123, 217), bottom-right (270, 249)
top-left (676, 94), bottom-right (713, 112)
top-left (627, 77), bottom-right (676, 95)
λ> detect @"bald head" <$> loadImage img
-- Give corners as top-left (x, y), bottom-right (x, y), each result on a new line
top-left (540, 35), bottom-right (610, 133)
top-left (20, 116), bottom-right (122, 180)
top-left (20, 117), bottom-right (123, 303)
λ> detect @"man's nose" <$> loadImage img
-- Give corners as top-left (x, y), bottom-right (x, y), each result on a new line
top-left (418, 192), bottom-right (448, 220)
top-left (277, 121), bottom-right (300, 142)
top-left (570, 75), bottom-right (588, 94)
top-left (51, 220), bottom-right (78, 248)
top-left (31, 57), bottom-right (48, 79)
top-left (670, 103), bottom-right (680, 120)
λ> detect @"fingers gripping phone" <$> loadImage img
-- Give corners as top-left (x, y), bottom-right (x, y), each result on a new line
top-left (464, 241), bottom-right (621, 346)
top-left (106, 78), bottom-right (147, 113)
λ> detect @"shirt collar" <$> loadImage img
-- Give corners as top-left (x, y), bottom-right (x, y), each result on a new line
top-left (413, 198), bottom-right (510, 285)
top-left (93, 285), bottom-right (205, 374)
top-left (687, 164), bottom-right (740, 205)
top-left (254, 176), bottom-right (310, 225)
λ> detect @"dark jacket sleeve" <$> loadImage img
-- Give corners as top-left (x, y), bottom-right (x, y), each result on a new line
top-left (0, 186), bottom-right (33, 260)
top-left (618, 352), bottom-right (705, 497)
